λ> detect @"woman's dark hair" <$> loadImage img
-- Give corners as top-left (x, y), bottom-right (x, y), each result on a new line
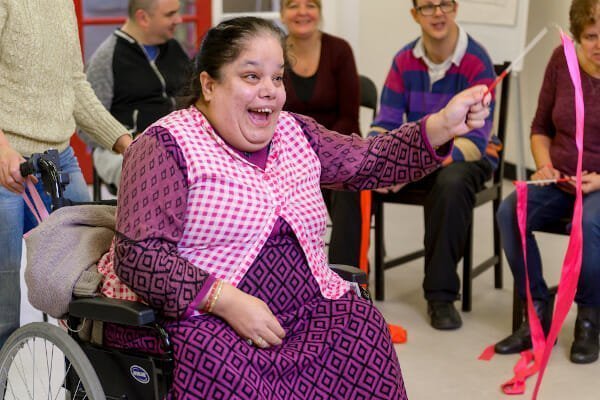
top-left (570, 0), bottom-right (600, 42)
top-left (178, 17), bottom-right (286, 108)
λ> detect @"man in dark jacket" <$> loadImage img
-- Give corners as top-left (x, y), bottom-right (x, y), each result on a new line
top-left (84, 0), bottom-right (190, 187)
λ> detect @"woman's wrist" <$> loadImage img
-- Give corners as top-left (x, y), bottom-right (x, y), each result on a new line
top-left (425, 109), bottom-right (452, 148)
top-left (201, 279), bottom-right (225, 313)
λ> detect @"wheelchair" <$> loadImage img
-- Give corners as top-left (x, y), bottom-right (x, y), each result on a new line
top-left (0, 150), bottom-right (369, 400)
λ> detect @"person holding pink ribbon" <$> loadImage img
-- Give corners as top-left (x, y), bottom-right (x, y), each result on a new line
top-left (494, 0), bottom-right (600, 364)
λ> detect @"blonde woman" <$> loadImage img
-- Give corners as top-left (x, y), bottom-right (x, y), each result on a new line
top-left (280, 0), bottom-right (363, 267)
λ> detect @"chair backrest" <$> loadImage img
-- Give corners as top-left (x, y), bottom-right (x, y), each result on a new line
top-left (359, 74), bottom-right (378, 121)
top-left (491, 62), bottom-right (511, 185)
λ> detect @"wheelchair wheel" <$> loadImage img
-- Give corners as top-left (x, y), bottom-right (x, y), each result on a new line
top-left (0, 322), bottom-right (104, 400)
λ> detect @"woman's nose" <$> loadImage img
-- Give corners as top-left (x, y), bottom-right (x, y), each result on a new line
top-left (259, 79), bottom-right (276, 97)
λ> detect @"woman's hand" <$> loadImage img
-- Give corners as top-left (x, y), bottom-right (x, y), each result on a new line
top-left (0, 142), bottom-right (27, 194)
top-left (571, 171), bottom-right (600, 194)
top-left (531, 164), bottom-right (561, 185)
top-left (211, 282), bottom-right (286, 349)
top-left (425, 85), bottom-right (491, 148)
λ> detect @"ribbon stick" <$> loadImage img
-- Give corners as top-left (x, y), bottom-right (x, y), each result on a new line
top-left (513, 178), bottom-right (570, 185)
top-left (485, 27), bottom-right (548, 95)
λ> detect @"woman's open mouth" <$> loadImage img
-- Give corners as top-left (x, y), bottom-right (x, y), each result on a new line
top-left (248, 108), bottom-right (273, 127)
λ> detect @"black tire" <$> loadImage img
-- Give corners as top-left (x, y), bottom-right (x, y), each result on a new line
top-left (0, 322), bottom-right (105, 400)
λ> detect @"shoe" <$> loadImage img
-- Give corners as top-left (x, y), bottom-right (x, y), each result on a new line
top-left (427, 301), bottom-right (462, 330)
top-left (570, 306), bottom-right (600, 364)
top-left (495, 300), bottom-right (550, 354)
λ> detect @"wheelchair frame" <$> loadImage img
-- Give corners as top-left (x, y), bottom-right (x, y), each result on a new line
top-left (0, 150), bottom-right (369, 400)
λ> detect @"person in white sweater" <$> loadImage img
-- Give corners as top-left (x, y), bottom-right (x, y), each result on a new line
top-left (0, 0), bottom-right (132, 348)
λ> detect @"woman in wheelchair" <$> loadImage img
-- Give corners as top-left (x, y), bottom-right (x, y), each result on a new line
top-left (99, 16), bottom-right (491, 399)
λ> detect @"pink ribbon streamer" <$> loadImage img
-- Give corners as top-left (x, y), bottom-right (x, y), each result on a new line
top-left (481, 30), bottom-right (585, 397)
top-left (528, 29), bottom-right (585, 400)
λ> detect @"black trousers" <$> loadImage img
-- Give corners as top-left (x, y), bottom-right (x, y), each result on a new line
top-left (329, 160), bottom-right (492, 301)
top-left (328, 190), bottom-right (362, 268)
top-left (383, 160), bottom-right (492, 302)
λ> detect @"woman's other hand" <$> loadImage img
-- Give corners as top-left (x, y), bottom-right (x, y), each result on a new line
top-left (426, 85), bottom-right (491, 148)
top-left (571, 171), bottom-right (600, 194)
top-left (211, 282), bottom-right (286, 349)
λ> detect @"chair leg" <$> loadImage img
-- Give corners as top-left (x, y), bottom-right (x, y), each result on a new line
top-left (374, 199), bottom-right (385, 301)
top-left (493, 197), bottom-right (503, 289)
top-left (462, 222), bottom-right (474, 312)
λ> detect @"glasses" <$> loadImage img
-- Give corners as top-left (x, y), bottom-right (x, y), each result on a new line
top-left (415, 1), bottom-right (456, 16)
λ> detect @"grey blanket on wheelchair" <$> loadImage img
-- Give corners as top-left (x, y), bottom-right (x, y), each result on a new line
top-left (24, 205), bottom-right (116, 318)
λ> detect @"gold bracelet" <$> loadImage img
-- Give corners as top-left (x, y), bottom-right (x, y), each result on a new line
top-left (207, 280), bottom-right (224, 313)
top-left (202, 279), bottom-right (219, 313)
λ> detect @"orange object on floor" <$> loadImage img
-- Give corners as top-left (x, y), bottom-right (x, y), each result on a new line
top-left (388, 323), bottom-right (407, 344)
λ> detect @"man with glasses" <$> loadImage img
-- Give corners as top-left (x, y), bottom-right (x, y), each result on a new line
top-left (369, 0), bottom-right (498, 330)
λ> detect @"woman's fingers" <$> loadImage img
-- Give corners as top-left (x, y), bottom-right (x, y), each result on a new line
top-left (267, 318), bottom-right (286, 339)
top-left (256, 329), bottom-right (283, 347)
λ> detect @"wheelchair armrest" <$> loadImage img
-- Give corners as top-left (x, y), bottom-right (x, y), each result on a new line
top-left (330, 264), bottom-right (368, 285)
top-left (69, 297), bottom-right (156, 327)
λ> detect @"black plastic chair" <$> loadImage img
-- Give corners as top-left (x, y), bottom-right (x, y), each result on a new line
top-left (359, 74), bottom-right (378, 122)
top-left (372, 62), bottom-right (511, 312)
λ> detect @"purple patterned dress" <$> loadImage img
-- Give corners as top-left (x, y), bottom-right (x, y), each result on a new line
top-left (105, 111), bottom-right (449, 399)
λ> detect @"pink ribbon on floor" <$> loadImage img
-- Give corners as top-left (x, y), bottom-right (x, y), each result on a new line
top-left (480, 30), bottom-right (585, 398)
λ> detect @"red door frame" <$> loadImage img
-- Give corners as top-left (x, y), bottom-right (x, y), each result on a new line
top-left (71, 0), bottom-right (211, 183)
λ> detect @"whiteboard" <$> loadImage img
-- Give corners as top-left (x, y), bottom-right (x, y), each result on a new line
top-left (457, 0), bottom-right (530, 70)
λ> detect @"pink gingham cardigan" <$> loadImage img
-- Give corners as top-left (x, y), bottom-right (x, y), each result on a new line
top-left (164, 109), bottom-right (349, 299)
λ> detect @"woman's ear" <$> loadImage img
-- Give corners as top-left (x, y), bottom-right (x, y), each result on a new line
top-left (199, 71), bottom-right (215, 102)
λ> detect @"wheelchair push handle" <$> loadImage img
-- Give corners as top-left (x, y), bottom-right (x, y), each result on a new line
top-left (20, 149), bottom-right (73, 210)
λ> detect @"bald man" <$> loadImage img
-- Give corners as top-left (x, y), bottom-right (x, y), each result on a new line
top-left (83, 0), bottom-right (191, 188)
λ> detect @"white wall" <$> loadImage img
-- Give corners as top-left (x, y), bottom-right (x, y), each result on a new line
top-left (320, 0), bottom-right (571, 171)
top-left (518, 0), bottom-right (570, 170)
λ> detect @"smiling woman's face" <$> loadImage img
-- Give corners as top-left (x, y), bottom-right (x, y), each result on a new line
top-left (280, 0), bottom-right (321, 39)
top-left (198, 33), bottom-right (287, 152)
